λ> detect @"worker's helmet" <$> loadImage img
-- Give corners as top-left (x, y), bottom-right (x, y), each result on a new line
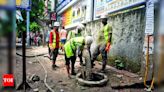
top-left (85, 36), bottom-right (93, 46)
top-left (54, 22), bottom-right (60, 27)
top-left (77, 23), bottom-right (85, 29)
top-left (101, 13), bottom-right (108, 25)
top-left (76, 23), bottom-right (85, 33)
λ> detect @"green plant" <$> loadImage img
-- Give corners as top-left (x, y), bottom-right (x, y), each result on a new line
top-left (30, 22), bottom-right (41, 32)
top-left (115, 60), bottom-right (125, 70)
top-left (107, 56), bottom-right (141, 73)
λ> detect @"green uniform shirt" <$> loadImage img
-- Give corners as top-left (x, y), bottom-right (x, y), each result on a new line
top-left (97, 24), bottom-right (112, 45)
top-left (64, 37), bottom-right (85, 58)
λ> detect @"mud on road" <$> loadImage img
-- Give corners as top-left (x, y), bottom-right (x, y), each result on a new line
top-left (15, 48), bottom-right (145, 92)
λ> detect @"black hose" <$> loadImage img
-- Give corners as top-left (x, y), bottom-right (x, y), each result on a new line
top-left (16, 52), bottom-right (48, 58)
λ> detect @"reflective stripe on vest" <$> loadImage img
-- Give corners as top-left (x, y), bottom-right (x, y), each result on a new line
top-left (70, 37), bottom-right (84, 50)
top-left (52, 31), bottom-right (56, 48)
top-left (104, 24), bottom-right (109, 42)
top-left (64, 37), bottom-right (84, 58)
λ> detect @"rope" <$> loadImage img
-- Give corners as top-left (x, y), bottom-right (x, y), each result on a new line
top-left (16, 52), bottom-right (47, 58)
top-left (34, 47), bottom-right (54, 92)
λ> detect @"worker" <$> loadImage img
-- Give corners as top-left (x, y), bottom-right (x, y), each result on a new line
top-left (66, 23), bottom-right (84, 41)
top-left (64, 36), bottom-right (93, 78)
top-left (75, 23), bottom-right (85, 37)
top-left (49, 22), bottom-right (60, 69)
top-left (91, 18), bottom-right (112, 72)
top-left (75, 24), bottom-right (86, 65)
top-left (66, 24), bottom-right (85, 65)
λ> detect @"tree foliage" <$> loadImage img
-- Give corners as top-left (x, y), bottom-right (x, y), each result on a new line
top-left (17, 0), bottom-right (45, 33)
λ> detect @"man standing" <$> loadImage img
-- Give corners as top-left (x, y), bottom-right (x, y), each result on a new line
top-left (49, 22), bottom-right (60, 69)
top-left (60, 26), bottom-right (67, 44)
top-left (75, 24), bottom-right (85, 65)
top-left (59, 26), bottom-right (67, 50)
top-left (91, 18), bottom-right (112, 72)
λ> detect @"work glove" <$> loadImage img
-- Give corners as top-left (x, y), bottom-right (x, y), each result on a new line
top-left (105, 42), bottom-right (110, 52)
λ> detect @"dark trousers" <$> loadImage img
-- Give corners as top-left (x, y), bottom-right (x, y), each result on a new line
top-left (91, 44), bottom-right (107, 70)
top-left (51, 48), bottom-right (59, 65)
top-left (77, 48), bottom-right (83, 64)
top-left (65, 54), bottom-right (76, 74)
top-left (30, 38), bottom-right (32, 45)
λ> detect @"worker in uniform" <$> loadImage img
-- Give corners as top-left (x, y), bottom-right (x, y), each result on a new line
top-left (49, 22), bottom-right (60, 69)
top-left (91, 18), bottom-right (112, 72)
top-left (66, 24), bottom-right (86, 65)
top-left (64, 36), bottom-right (93, 78)
top-left (75, 23), bottom-right (85, 37)
top-left (66, 23), bottom-right (84, 41)
top-left (75, 24), bottom-right (86, 65)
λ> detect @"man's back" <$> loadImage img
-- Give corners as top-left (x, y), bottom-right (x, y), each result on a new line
top-left (60, 29), bottom-right (67, 40)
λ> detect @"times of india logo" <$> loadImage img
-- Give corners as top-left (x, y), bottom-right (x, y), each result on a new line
top-left (2, 74), bottom-right (14, 87)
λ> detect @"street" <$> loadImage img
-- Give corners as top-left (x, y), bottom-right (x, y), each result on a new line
top-left (15, 47), bottom-right (145, 92)
top-left (1, 0), bottom-right (164, 91)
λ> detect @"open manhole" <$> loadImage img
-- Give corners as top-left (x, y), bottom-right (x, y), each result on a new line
top-left (76, 49), bottom-right (108, 86)
top-left (76, 72), bottom-right (108, 86)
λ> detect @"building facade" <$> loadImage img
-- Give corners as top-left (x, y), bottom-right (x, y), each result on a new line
top-left (56, 0), bottom-right (151, 73)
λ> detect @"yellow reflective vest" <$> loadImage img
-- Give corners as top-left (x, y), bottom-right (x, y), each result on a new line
top-left (64, 37), bottom-right (84, 58)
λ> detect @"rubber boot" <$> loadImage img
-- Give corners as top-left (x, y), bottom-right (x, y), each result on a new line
top-left (71, 68), bottom-right (76, 75)
top-left (71, 64), bottom-right (76, 75)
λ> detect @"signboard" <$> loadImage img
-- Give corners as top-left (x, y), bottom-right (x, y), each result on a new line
top-left (62, 7), bottom-right (72, 26)
top-left (159, 0), bottom-right (164, 34)
top-left (50, 12), bottom-right (56, 21)
top-left (72, 0), bottom-right (87, 23)
top-left (0, 0), bottom-right (7, 5)
top-left (0, 0), bottom-right (15, 9)
top-left (16, 0), bottom-right (30, 10)
top-left (143, 0), bottom-right (154, 55)
top-left (145, 0), bottom-right (154, 35)
top-left (94, 0), bottom-right (145, 20)
top-left (57, 0), bottom-right (72, 12)
top-left (61, 0), bottom-right (92, 27)
top-left (0, 0), bottom-right (30, 10)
